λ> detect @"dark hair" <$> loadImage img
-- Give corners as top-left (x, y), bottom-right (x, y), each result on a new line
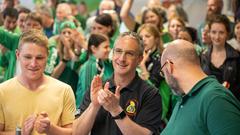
top-left (234, 0), bottom-right (240, 21)
top-left (3, 7), bottom-right (18, 19)
top-left (179, 27), bottom-right (197, 43)
top-left (235, 18), bottom-right (240, 25)
top-left (16, 6), bottom-right (31, 14)
top-left (87, 33), bottom-right (109, 57)
top-left (95, 13), bottom-right (114, 37)
top-left (141, 7), bottom-right (165, 32)
top-left (209, 14), bottom-right (231, 34)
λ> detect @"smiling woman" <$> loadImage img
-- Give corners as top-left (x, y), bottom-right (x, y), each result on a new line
top-left (201, 14), bottom-right (240, 100)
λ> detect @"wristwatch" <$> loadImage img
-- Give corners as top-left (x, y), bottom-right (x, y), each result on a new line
top-left (112, 110), bottom-right (127, 120)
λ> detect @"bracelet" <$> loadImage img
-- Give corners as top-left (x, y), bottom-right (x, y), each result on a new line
top-left (61, 58), bottom-right (69, 63)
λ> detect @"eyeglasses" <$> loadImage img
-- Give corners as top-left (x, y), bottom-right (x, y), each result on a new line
top-left (160, 60), bottom-right (173, 78)
top-left (113, 48), bottom-right (139, 59)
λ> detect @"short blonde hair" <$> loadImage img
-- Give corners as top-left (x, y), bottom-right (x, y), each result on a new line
top-left (18, 29), bottom-right (48, 54)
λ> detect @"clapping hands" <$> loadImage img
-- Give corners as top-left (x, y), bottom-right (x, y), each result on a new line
top-left (21, 112), bottom-right (51, 135)
top-left (90, 75), bottom-right (122, 116)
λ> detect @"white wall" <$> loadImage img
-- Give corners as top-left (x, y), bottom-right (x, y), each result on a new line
top-left (126, 0), bottom-right (207, 28)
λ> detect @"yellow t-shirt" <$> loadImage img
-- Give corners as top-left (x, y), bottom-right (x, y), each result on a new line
top-left (0, 76), bottom-right (76, 134)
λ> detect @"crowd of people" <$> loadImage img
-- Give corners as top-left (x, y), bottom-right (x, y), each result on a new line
top-left (0, 0), bottom-right (240, 134)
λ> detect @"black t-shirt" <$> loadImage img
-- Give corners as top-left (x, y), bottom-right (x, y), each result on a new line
top-left (209, 63), bottom-right (224, 83)
top-left (79, 75), bottom-right (162, 135)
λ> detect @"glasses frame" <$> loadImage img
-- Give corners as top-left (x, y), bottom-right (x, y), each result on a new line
top-left (113, 48), bottom-right (140, 59)
top-left (160, 59), bottom-right (173, 77)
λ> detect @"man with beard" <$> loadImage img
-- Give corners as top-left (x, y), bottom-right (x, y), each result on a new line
top-left (161, 39), bottom-right (240, 135)
top-left (73, 32), bottom-right (162, 135)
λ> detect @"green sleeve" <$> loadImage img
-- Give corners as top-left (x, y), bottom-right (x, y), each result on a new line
top-left (45, 46), bottom-right (58, 75)
top-left (0, 51), bottom-right (10, 67)
top-left (102, 60), bottom-right (113, 81)
top-left (75, 14), bottom-right (87, 30)
top-left (75, 59), bottom-right (97, 107)
top-left (45, 37), bottom-right (58, 75)
top-left (0, 27), bottom-right (20, 50)
top-left (78, 51), bottom-right (88, 65)
top-left (162, 32), bottom-right (173, 44)
top-left (158, 80), bottom-right (171, 121)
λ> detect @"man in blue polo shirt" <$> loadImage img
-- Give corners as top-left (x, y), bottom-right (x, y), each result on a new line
top-left (161, 39), bottom-right (240, 135)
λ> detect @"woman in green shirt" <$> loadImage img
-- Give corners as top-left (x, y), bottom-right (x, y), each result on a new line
top-left (47, 21), bottom-right (87, 95)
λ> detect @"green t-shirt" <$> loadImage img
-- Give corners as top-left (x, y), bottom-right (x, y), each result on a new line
top-left (162, 32), bottom-right (172, 44)
top-left (162, 76), bottom-right (240, 135)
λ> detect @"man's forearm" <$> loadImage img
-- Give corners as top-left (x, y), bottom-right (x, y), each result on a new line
top-left (110, 107), bottom-right (152, 135)
top-left (72, 103), bottom-right (100, 135)
top-left (115, 116), bottom-right (152, 135)
top-left (47, 124), bottom-right (72, 135)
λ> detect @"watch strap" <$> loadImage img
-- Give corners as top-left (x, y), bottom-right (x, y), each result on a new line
top-left (112, 110), bottom-right (126, 120)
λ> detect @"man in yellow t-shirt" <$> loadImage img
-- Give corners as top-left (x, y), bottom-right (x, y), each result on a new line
top-left (0, 29), bottom-right (76, 135)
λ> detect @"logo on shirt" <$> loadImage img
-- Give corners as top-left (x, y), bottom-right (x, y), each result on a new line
top-left (125, 99), bottom-right (138, 116)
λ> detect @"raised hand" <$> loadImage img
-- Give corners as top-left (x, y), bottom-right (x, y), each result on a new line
top-left (141, 50), bottom-right (151, 64)
top-left (90, 75), bottom-right (103, 107)
top-left (97, 82), bottom-right (122, 116)
top-left (60, 34), bottom-right (72, 49)
top-left (22, 114), bottom-right (36, 135)
top-left (138, 50), bottom-right (151, 80)
top-left (34, 112), bottom-right (51, 134)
